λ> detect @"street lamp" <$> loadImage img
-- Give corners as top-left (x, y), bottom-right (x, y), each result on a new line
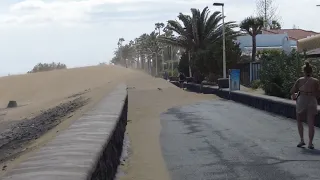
top-left (213, 2), bottom-right (226, 78)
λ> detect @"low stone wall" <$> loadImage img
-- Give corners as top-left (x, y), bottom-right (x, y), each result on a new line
top-left (3, 84), bottom-right (128, 180)
top-left (172, 81), bottom-right (320, 128)
top-left (170, 81), bottom-right (180, 87)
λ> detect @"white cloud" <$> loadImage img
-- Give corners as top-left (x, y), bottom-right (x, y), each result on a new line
top-left (0, 0), bottom-right (319, 28)
top-left (2, 0), bottom-right (96, 25)
top-left (0, 0), bottom-right (220, 26)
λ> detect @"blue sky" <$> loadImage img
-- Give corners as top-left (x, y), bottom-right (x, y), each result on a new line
top-left (0, 0), bottom-right (319, 75)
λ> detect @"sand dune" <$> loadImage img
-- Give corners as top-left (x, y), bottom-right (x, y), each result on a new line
top-left (0, 65), bottom-right (134, 122)
top-left (0, 65), bottom-right (137, 176)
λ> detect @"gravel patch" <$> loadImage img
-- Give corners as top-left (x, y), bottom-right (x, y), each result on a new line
top-left (0, 96), bottom-right (90, 163)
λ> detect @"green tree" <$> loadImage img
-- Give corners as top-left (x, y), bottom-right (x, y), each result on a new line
top-left (147, 31), bottom-right (162, 75)
top-left (155, 22), bottom-right (165, 36)
top-left (270, 20), bottom-right (281, 29)
top-left (259, 49), bottom-right (303, 98)
top-left (136, 33), bottom-right (150, 70)
top-left (159, 6), bottom-right (238, 77)
top-left (28, 62), bottom-right (67, 73)
top-left (110, 6), bottom-right (240, 80)
top-left (117, 38), bottom-right (125, 66)
top-left (240, 16), bottom-right (264, 62)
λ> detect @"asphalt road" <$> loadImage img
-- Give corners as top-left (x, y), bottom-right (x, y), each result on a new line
top-left (160, 99), bottom-right (320, 180)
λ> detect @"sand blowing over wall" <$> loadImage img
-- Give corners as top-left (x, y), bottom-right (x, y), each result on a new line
top-left (0, 65), bottom-right (135, 172)
top-left (0, 65), bottom-right (132, 122)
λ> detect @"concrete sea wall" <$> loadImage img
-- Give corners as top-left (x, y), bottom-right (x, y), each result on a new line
top-left (3, 84), bottom-right (128, 180)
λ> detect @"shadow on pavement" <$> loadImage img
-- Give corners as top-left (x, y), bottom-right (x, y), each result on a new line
top-left (300, 148), bottom-right (320, 155)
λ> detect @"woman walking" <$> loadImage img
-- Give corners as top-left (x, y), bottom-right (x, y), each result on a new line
top-left (290, 61), bottom-right (320, 149)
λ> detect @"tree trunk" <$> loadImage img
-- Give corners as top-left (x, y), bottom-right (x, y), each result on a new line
top-left (141, 54), bottom-right (145, 70)
top-left (155, 54), bottom-right (158, 76)
top-left (188, 51), bottom-right (192, 77)
top-left (161, 50), bottom-right (164, 72)
top-left (137, 54), bottom-right (139, 69)
top-left (147, 58), bottom-right (151, 74)
top-left (252, 36), bottom-right (257, 62)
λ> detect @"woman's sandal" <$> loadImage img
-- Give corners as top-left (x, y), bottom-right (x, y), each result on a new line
top-left (297, 142), bottom-right (306, 147)
top-left (308, 144), bottom-right (314, 149)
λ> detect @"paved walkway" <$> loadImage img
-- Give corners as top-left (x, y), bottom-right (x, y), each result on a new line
top-left (160, 99), bottom-right (320, 180)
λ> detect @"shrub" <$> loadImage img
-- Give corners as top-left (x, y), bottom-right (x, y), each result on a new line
top-left (166, 68), bottom-right (179, 77)
top-left (172, 68), bottom-right (179, 77)
top-left (305, 58), bottom-right (320, 79)
top-left (251, 80), bottom-right (261, 89)
top-left (206, 73), bottom-right (220, 83)
top-left (259, 49), bottom-right (303, 99)
top-left (178, 52), bottom-right (190, 77)
top-left (28, 62), bottom-right (67, 73)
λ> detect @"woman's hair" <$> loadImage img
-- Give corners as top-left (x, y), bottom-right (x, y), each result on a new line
top-left (303, 61), bottom-right (312, 76)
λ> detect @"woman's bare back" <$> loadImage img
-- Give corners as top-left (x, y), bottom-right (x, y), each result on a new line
top-left (296, 77), bottom-right (319, 95)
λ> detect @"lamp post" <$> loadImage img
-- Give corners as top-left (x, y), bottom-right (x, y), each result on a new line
top-left (171, 46), bottom-right (174, 76)
top-left (161, 49), bottom-right (164, 72)
top-left (213, 2), bottom-right (226, 78)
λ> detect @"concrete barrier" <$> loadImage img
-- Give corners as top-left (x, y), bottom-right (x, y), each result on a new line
top-left (170, 81), bottom-right (180, 87)
top-left (172, 81), bottom-right (320, 127)
top-left (169, 77), bottom-right (179, 81)
top-left (3, 84), bottom-right (128, 180)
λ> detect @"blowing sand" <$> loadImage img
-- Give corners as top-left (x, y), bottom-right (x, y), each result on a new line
top-left (119, 74), bottom-right (215, 180)
top-left (0, 65), bottom-right (215, 179)
top-left (0, 65), bottom-right (136, 176)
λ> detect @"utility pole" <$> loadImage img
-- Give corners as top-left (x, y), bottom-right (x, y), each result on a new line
top-left (171, 46), bottom-right (174, 76)
top-left (264, 0), bottom-right (267, 28)
top-left (155, 52), bottom-right (158, 76)
top-left (213, 2), bottom-right (226, 78)
top-left (222, 5), bottom-right (226, 78)
top-left (161, 49), bottom-right (164, 72)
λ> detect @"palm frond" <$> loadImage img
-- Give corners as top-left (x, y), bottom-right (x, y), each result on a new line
top-left (158, 36), bottom-right (187, 48)
top-left (166, 20), bottom-right (185, 36)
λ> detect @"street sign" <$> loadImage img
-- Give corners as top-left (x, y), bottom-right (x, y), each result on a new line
top-left (229, 69), bottom-right (240, 91)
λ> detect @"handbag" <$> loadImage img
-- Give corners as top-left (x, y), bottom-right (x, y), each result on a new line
top-left (292, 92), bottom-right (300, 100)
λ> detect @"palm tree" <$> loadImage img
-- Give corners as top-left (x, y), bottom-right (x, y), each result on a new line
top-left (134, 37), bottom-right (143, 69)
top-left (155, 22), bottom-right (165, 36)
top-left (135, 33), bottom-right (152, 72)
top-left (117, 38), bottom-right (125, 66)
top-left (148, 31), bottom-right (162, 76)
top-left (239, 16), bottom-right (264, 62)
top-left (159, 13), bottom-right (193, 76)
top-left (121, 44), bottom-right (136, 68)
top-left (159, 6), bottom-right (238, 77)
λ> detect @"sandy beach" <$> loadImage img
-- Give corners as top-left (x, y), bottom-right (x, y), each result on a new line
top-left (0, 66), bottom-right (215, 179)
